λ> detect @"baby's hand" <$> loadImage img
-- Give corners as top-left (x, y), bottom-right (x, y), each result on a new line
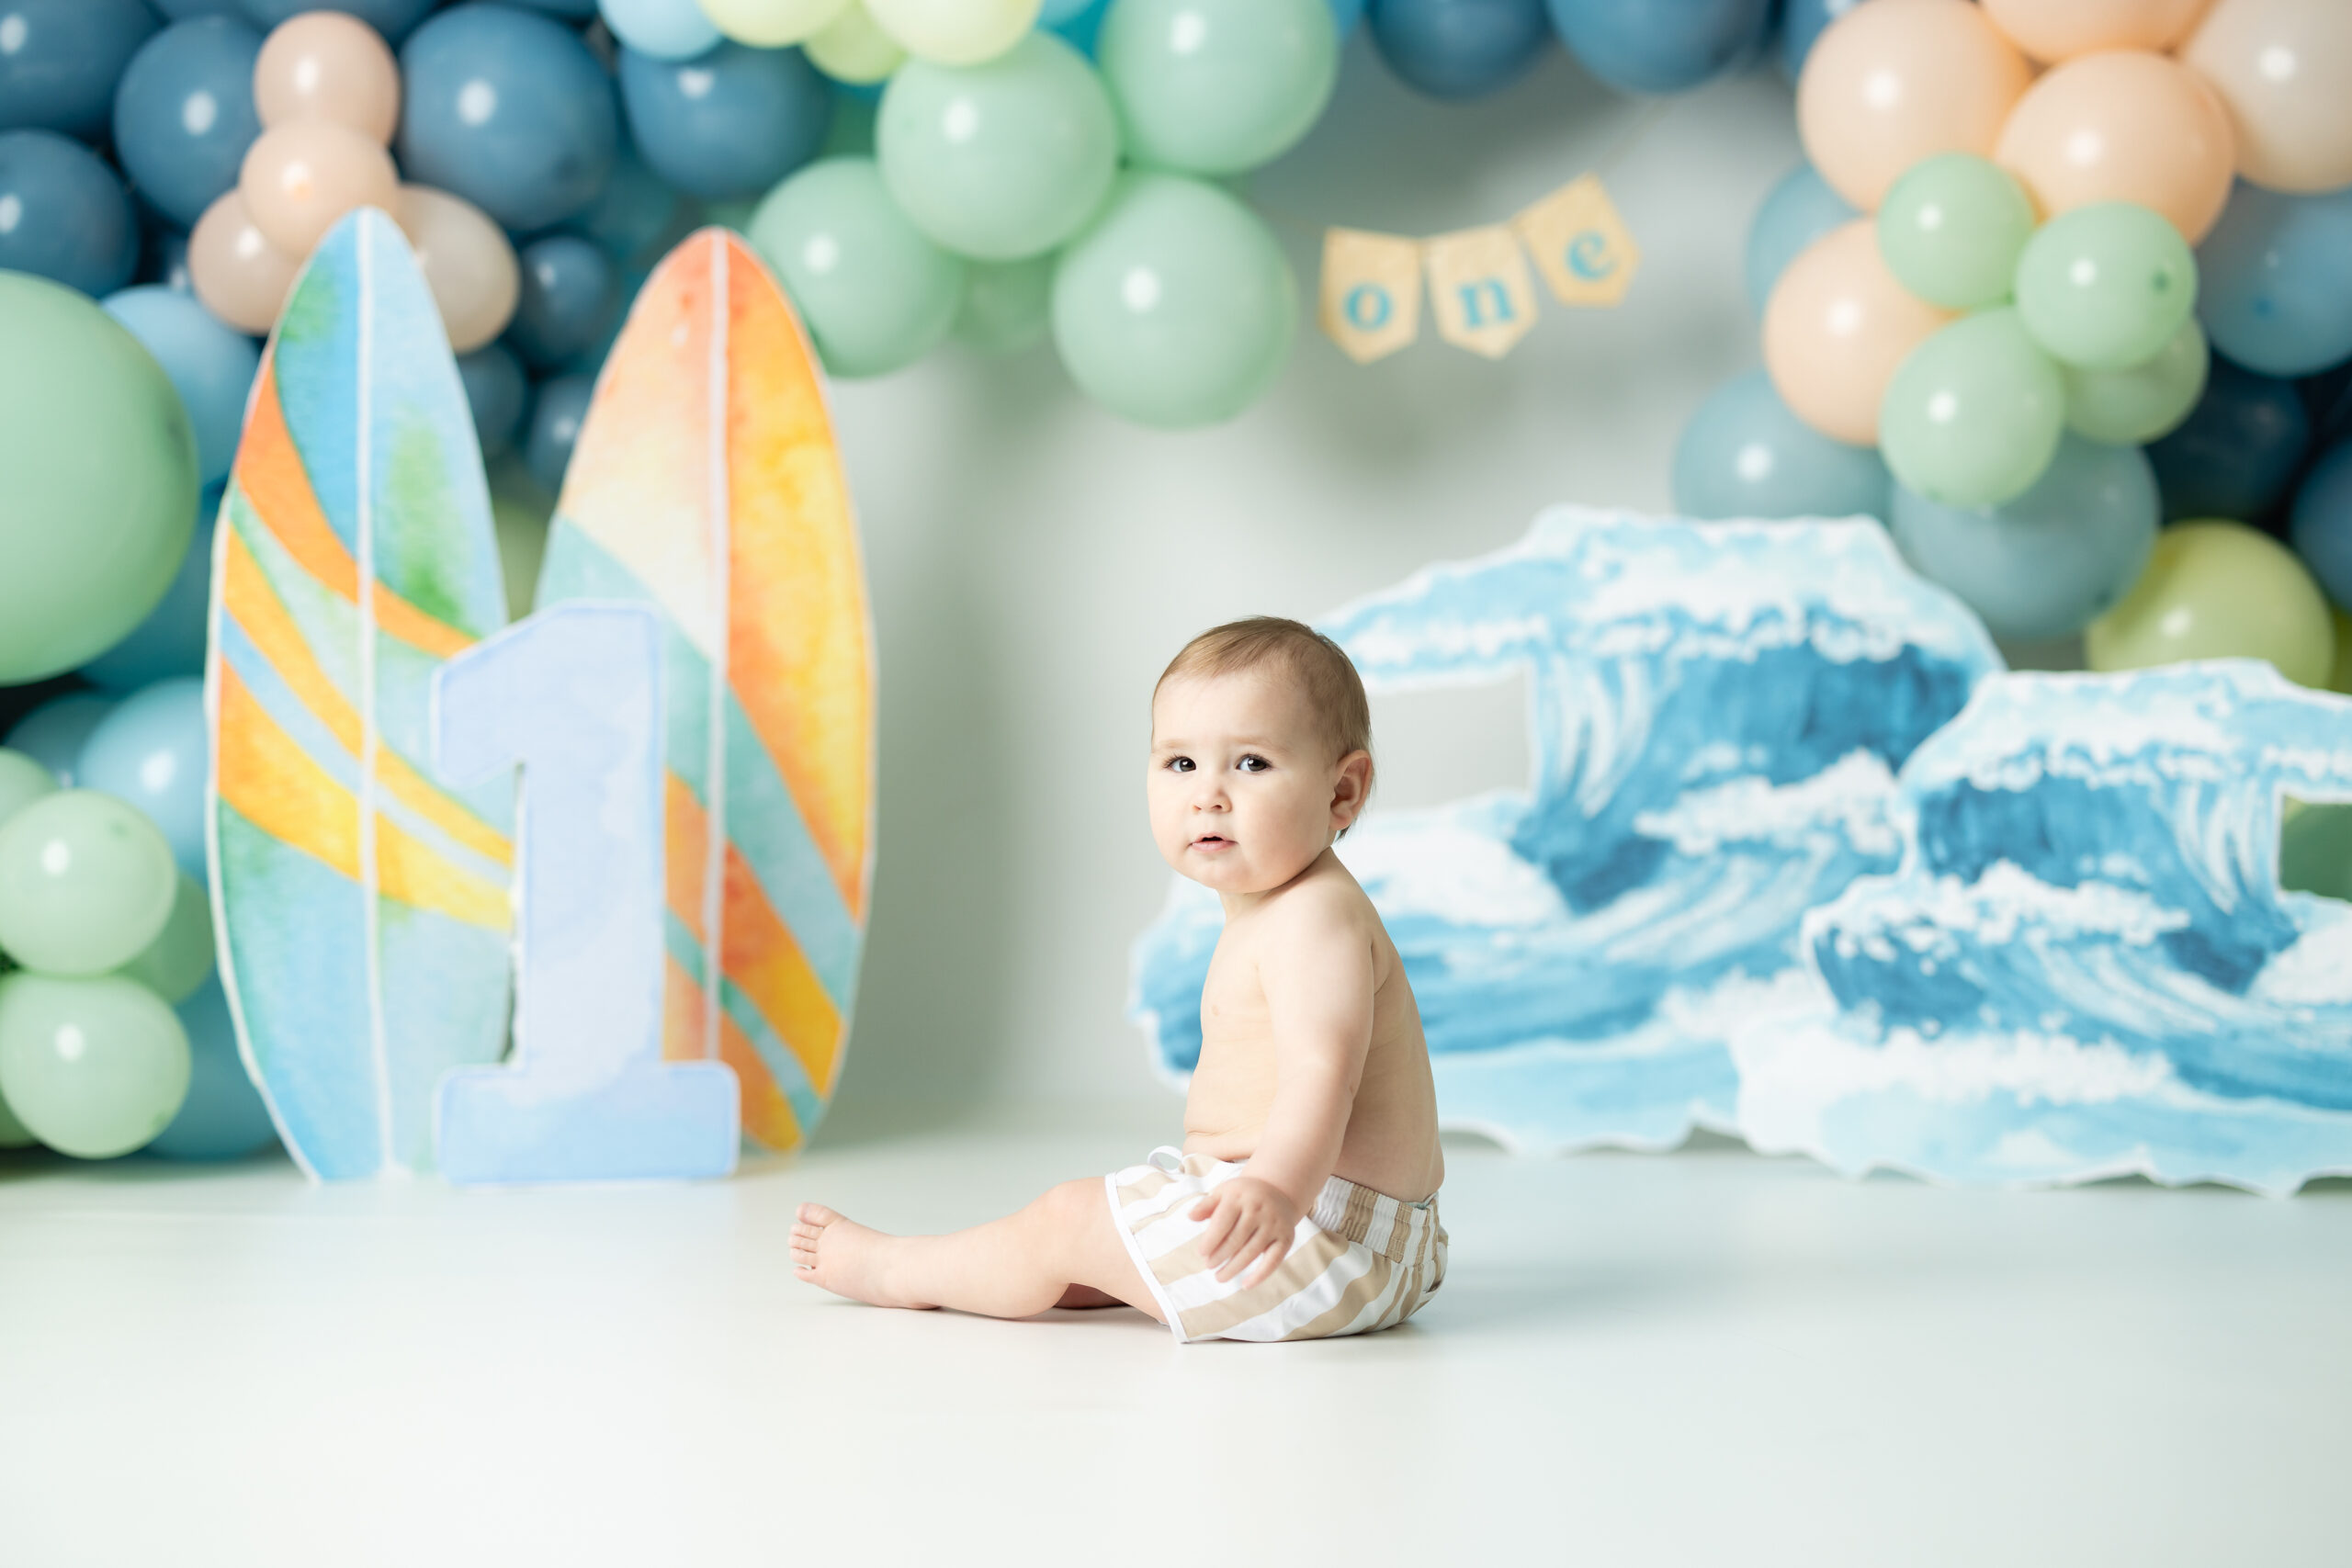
top-left (1189, 1177), bottom-right (1301, 1287)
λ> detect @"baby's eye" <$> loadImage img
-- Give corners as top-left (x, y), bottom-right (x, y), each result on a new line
top-left (1165, 756), bottom-right (1194, 773)
top-left (1238, 754), bottom-right (1272, 773)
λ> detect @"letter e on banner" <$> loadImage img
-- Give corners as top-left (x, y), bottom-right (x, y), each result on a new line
top-left (1515, 174), bottom-right (1639, 309)
top-left (1422, 226), bottom-right (1538, 359)
top-left (1320, 229), bottom-right (1422, 364)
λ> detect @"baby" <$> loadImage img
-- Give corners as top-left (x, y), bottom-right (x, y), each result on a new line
top-left (792, 617), bottom-right (1446, 1343)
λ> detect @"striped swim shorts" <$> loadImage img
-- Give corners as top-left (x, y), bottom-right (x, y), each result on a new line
top-left (1104, 1147), bottom-right (1447, 1344)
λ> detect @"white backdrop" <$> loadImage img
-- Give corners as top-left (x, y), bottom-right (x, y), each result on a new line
top-left (823, 37), bottom-right (1804, 1115)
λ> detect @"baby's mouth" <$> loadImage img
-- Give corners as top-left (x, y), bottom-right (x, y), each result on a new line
top-left (1190, 834), bottom-right (1232, 849)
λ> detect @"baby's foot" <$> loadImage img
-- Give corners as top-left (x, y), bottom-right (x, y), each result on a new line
top-left (790, 1203), bottom-right (934, 1309)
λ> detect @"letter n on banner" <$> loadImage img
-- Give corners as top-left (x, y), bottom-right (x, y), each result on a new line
top-left (1319, 229), bottom-right (1422, 364)
top-left (1515, 174), bottom-right (1640, 308)
top-left (1422, 226), bottom-right (1538, 359)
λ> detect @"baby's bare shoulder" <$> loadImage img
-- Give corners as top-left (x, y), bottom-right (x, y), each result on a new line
top-left (1257, 856), bottom-right (1384, 949)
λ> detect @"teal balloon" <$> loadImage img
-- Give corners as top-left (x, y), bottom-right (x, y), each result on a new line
top-left (4, 692), bottom-right (116, 784)
top-left (1891, 434), bottom-right (2158, 641)
top-left (749, 157), bottom-right (967, 378)
top-left (146, 976), bottom-right (277, 1160)
top-left (0, 749), bottom-right (56, 829)
top-left (2063, 318), bottom-right (2208, 448)
top-left (1875, 153), bottom-right (2033, 311)
top-left (0, 790), bottom-right (179, 976)
top-left (0, 272), bottom-right (199, 683)
top-left (0, 972), bottom-right (190, 1158)
top-left (1052, 172), bottom-right (1296, 429)
top-left (1100, 0), bottom-right (1339, 175)
top-left (1745, 162), bottom-right (1853, 319)
top-left (1671, 369), bottom-right (1890, 522)
top-left (2014, 202), bottom-right (2198, 371)
top-left (956, 254), bottom-right (1055, 355)
top-left (877, 33), bottom-right (1118, 261)
top-left (1880, 308), bottom-right (2064, 509)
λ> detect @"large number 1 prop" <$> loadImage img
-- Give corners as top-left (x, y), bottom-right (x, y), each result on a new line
top-left (430, 604), bottom-right (741, 1184)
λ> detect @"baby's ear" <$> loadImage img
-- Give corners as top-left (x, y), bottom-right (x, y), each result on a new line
top-left (1330, 749), bottom-right (1374, 834)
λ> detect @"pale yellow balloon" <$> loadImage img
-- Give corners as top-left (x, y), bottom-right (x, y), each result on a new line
top-left (2181, 0), bottom-right (2352, 195)
top-left (1761, 219), bottom-right (1953, 446)
top-left (696, 0), bottom-right (852, 47)
top-left (806, 2), bottom-right (905, 85)
top-left (239, 121), bottom-right (400, 257)
top-left (865, 0), bottom-right (1040, 66)
top-left (393, 186), bottom-right (520, 354)
top-left (1980, 0), bottom-right (2211, 62)
top-left (254, 10), bottom-right (401, 145)
top-left (187, 189), bottom-right (301, 335)
top-left (1995, 51), bottom-right (2237, 243)
top-left (2086, 520), bottom-right (2335, 689)
top-left (1796, 0), bottom-right (2030, 210)
top-left (2333, 607), bottom-right (2352, 694)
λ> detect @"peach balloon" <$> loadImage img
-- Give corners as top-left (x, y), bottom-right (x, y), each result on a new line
top-left (1762, 220), bottom-right (1954, 447)
top-left (1995, 51), bottom-right (2237, 242)
top-left (1796, 0), bottom-right (2030, 210)
top-left (254, 11), bottom-right (401, 145)
top-left (188, 189), bottom-right (301, 335)
top-left (393, 186), bottom-right (519, 354)
top-left (2182, 0), bottom-right (2352, 195)
top-left (240, 121), bottom-right (400, 257)
top-left (1980, 0), bottom-right (2211, 62)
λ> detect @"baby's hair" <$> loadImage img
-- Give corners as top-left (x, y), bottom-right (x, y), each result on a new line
top-left (1157, 616), bottom-right (1374, 774)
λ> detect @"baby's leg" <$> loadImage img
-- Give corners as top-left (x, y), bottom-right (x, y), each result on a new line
top-left (790, 1179), bottom-right (1165, 1323)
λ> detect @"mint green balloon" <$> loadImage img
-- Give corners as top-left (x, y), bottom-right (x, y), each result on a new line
top-left (2064, 317), bottom-right (2210, 446)
top-left (1880, 308), bottom-right (2065, 508)
top-left (0, 972), bottom-right (189, 1158)
top-left (878, 33), bottom-right (1117, 261)
top-left (1875, 153), bottom-right (2035, 311)
top-left (1101, 0), bottom-right (1339, 175)
top-left (2014, 202), bottom-right (2198, 371)
top-left (0, 789), bottom-right (177, 976)
top-left (956, 254), bottom-right (1054, 355)
top-left (749, 157), bottom-right (967, 378)
top-left (1052, 172), bottom-right (1296, 429)
top-left (0, 272), bottom-right (199, 683)
top-left (117, 873), bottom-right (213, 1004)
top-left (0, 748), bottom-right (57, 829)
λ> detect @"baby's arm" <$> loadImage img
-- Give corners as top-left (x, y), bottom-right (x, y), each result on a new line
top-left (1189, 899), bottom-right (1375, 1286)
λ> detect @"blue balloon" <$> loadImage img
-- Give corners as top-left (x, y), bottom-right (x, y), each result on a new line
top-left (458, 342), bottom-right (529, 459)
top-left (2145, 356), bottom-right (2310, 523)
top-left (238, 0), bottom-right (436, 41)
top-left (104, 286), bottom-right (260, 486)
top-left (399, 4), bottom-right (620, 232)
top-left (153, 0), bottom-right (244, 17)
top-left (526, 372), bottom-right (594, 495)
top-left (1329, 0), bottom-right (1366, 36)
top-left (145, 978), bottom-right (278, 1160)
top-left (1672, 369), bottom-right (1890, 523)
top-left (0, 0), bottom-right (160, 139)
top-left (111, 17), bottom-right (264, 229)
top-left (1745, 160), bottom-right (1853, 319)
top-left (1546, 0), bottom-right (1772, 94)
top-left (2197, 183), bottom-right (2352, 380)
top-left (1038, 0), bottom-right (1100, 19)
top-left (599, 0), bottom-right (719, 61)
top-left (1368, 0), bottom-right (1552, 99)
top-left (0, 130), bottom-right (139, 297)
top-left (1891, 434), bottom-right (2160, 641)
top-left (507, 234), bottom-right (617, 371)
top-left (565, 138), bottom-right (688, 266)
top-left (4, 692), bottom-right (116, 784)
top-left (141, 224), bottom-right (195, 294)
top-left (77, 676), bottom-right (209, 876)
top-left (2290, 441), bottom-right (2352, 610)
top-left (618, 41), bottom-right (831, 204)
top-left (81, 486), bottom-right (220, 692)
top-left (509, 0), bottom-right (599, 14)
top-left (1780, 0), bottom-right (1861, 80)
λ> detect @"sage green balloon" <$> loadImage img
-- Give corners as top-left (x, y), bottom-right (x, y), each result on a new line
top-left (748, 157), bottom-right (967, 378)
top-left (877, 32), bottom-right (1118, 261)
top-left (0, 272), bottom-right (199, 683)
top-left (2279, 801), bottom-right (2352, 903)
top-left (956, 254), bottom-right (1054, 355)
top-left (1052, 171), bottom-right (1297, 429)
top-left (0, 789), bottom-right (177, 976)
top-left (0, 748), bottom-right (57, 829)
top-left (1880, 308), bottom-right (2065, 508)
top-left (2064, 317), bottom-right (2210, 446)
top-left (1875, 153), bottom-right (2036, 310)
top-left (0, 1081), bottom-right (33, 1148)
top-left (0, 972), bottom-right (189, 1158)
top-left (2014, 202), bottom-right (2198, 370)
top-left (1101, 0), bottom-right (1340, 175)
top-left (117, 873), bottom-right (213, 1004)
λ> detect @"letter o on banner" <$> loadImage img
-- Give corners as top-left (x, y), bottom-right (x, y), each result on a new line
top-left (1320, 228), bottom-right (1421, 363)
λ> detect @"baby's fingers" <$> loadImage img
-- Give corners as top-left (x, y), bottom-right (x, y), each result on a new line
top-left (1215, 1225), bottom-right (1276, 1284)
top-left (1238, 1234), bottom-right (1290, 1289)
top-left (1194, 1197), bottom-right (1241, 1262)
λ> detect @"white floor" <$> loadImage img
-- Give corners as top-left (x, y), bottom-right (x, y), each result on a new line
top-left (2, 1111), bottom-right (2346, 1568)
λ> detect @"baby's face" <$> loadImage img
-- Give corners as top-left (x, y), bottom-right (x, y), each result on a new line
top-left (1148, 669), bottom-right (1365, 897)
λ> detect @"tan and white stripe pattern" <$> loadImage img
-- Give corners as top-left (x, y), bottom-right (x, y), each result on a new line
top-left (1105, 1149), bottom-right (1446, 1344)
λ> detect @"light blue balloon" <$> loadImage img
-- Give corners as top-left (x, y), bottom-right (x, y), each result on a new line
top-left (1780, 0), bottom-right (1860, 80)
top-left (399, 4), bottom-right (620, 232)
top-left (1672, 369), bottom-right (1890, 523)
top-left (0, 130), bottom-right (139, 298)
top-left (1368, 0), bottom-right (1552, 100)
top-left (508, 235), bottom-right (618, 372)
top-left (4, 693), bottom-right (117, 785)
top-left (601, 0), bottom-right (719, 54)
top-left (76, 677), bottom-right (209, 877)
top-left (1890, 434), bottom-right (2160, 642)
top-left (110, 17), bottom-right (264, 230)
top-left (458, 344), bottom-right (529, 460)
top-left (0, 0), bottom-right (160, 140)
top-left (82, 486), bottom-right (219, 693)
top-left (2290, 442), bottom-right (2352, 611)
top-left (145, 978), bottom-right (277, 1161)
top-left (526, 373), bottom-right (594, 496)
top-left (618, 41), bottom-right (831, 203)
top-left (103, 287), bottom-right (260, 487)
top-left (2196, 183), bottom-right (2352, 379)
top-left (1746, 161), bottom-right (1854, 319)
top-left (1546, 0), bottom-right (1772, 94)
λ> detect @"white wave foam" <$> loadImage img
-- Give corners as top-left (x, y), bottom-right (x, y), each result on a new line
top-left (1820, 862), bottom-right (2190, 962)
top-left (1634, 750), bottom-right (1900, 858)
top-left (1336, 800), bottom-right (1567, 929)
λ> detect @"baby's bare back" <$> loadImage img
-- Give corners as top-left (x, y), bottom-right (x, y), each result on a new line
top-left (1183, 860), bottom-right (1445, 1202)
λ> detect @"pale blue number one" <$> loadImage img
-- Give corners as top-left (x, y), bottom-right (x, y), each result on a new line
top-left (430, 603), bottom-right (740, 1184)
